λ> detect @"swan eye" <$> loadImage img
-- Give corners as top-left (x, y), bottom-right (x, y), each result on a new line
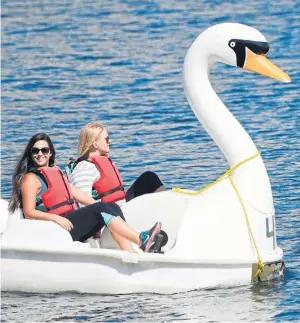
top-left (230, 41), bottom-right (236, 48)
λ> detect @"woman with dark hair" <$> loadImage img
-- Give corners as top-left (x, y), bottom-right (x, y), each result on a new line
top-left (9, 133), bottom-right (55, 214)
top-left (8, 133), bottom-right (162, 253)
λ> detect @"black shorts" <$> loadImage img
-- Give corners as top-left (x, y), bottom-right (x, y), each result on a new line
top-left (64, 202), bottom-right (124, 242)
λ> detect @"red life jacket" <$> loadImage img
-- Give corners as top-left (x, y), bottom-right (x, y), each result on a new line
top-left (91, 156), bottom-right (125, 203)
top-left (34, 166), bottom-right (77, 215)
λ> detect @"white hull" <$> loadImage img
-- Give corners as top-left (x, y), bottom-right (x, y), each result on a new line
top-left (1, 244), bottom-right (283, 294)
top-left (1, 190), bottom-right (284, 294)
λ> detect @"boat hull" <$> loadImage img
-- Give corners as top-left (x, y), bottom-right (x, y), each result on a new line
top-left (1, 245), bottom-right (284, 294)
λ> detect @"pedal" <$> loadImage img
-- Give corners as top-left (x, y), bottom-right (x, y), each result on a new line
top-left (149, 230), bottom-right (168, 253)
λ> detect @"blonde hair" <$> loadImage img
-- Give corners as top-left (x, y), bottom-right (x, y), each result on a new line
top-left (77, 122), bottom-right (106, 159)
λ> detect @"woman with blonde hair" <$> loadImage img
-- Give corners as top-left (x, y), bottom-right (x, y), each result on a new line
top-left (66, 122), bottom-right (166, 252)
top-left (67, 121), bottom-right (165, 206)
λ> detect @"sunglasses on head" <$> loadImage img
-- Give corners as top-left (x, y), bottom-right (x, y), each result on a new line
top-left (31, 147), bottom-right (50, 155)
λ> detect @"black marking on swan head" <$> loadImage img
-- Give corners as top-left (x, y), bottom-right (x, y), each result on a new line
top-left (228, 39), bottom-right (269, 68)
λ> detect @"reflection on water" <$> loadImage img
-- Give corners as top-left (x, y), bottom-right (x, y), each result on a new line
top-left (1, 281), bottom-right (286, 322)
top-left (1, 0), bottom-right (299, 322)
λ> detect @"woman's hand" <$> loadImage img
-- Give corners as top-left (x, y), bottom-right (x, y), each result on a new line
top-left (53, 215), bottom-right (74, 231)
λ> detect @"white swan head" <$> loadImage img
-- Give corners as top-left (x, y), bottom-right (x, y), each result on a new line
top-left (192, 23), bottom-right (290, 83)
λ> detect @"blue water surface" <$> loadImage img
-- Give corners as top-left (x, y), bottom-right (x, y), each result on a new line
top-left (1, 0), bottom-right (299, 322)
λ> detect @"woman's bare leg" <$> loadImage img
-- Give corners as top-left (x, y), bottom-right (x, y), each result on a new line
top-left (108, 217), bottom-right (140, 244)
top-left (111, 232), bottom-right (135, 252)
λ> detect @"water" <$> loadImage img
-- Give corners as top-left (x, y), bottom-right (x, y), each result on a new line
top-left (1, 0), bottom-right (299, 321)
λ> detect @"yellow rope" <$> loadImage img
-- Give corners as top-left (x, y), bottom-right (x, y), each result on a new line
top-left (172, 151), bottom-right (264, 279)
top-left (228, 174), bottom-right (264, 279)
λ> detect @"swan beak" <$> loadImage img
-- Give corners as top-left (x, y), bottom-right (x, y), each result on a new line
top-left (244, 48), bottom-right (291, 83)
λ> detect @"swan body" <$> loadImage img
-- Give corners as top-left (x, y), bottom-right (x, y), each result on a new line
top-left (1, 23), bottom-right (289, 294)
top-left (122, 23), bottom-right (289, 262)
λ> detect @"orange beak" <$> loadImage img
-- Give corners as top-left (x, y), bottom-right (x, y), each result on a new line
top-left (244, 48), bottom-right (291, 83)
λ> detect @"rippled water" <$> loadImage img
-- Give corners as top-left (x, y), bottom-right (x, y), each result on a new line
top-left (1, 0), bottom-right (299, 322)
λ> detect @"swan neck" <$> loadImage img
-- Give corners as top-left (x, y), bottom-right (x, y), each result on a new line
top-left (184, 47), bottom-right (258, 167)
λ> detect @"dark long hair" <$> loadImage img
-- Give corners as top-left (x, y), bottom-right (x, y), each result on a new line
top-left (8, 133), bottom-right (56, 213)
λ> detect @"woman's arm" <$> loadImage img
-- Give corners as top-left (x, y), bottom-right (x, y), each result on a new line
top-left (21, 174), bottom-right (73, 231)
top-left (71, 184), bottom-right (96, 206)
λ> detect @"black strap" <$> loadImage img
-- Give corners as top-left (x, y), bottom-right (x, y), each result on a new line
top-left (95, 185), bottom-right (125, 200)
top-left (45, 199), bottom-right (75, 211)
